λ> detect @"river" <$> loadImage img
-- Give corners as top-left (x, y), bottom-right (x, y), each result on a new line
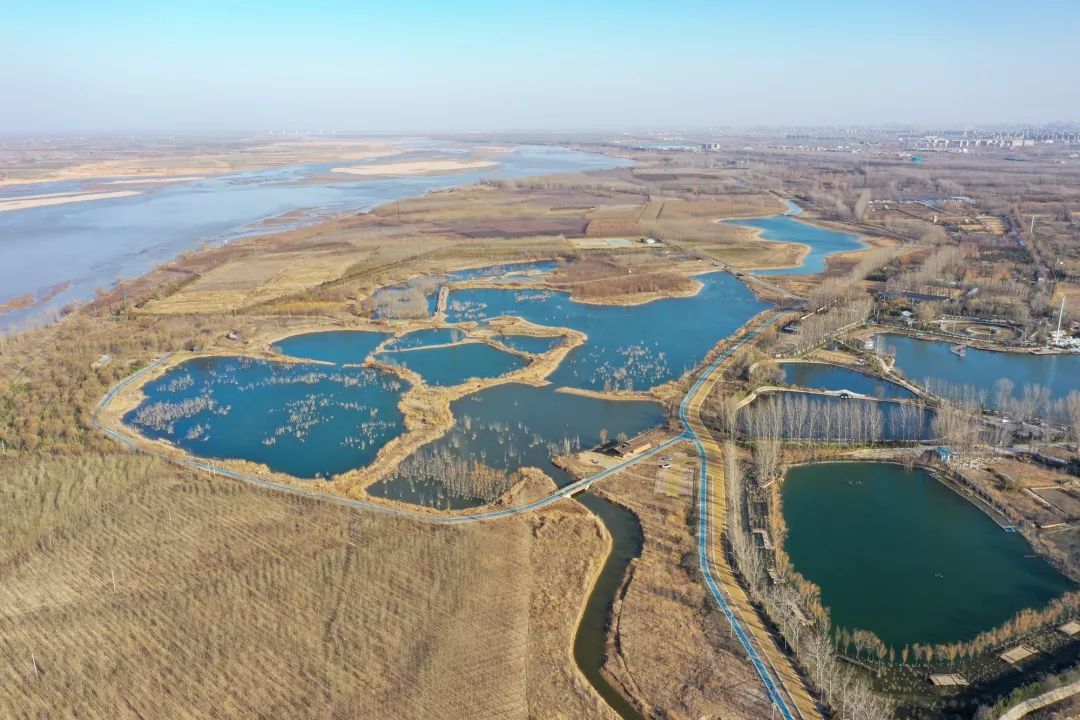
top-left (723, 202), bottom-right (865, 275)
top-left (0, 144), bottom-right (628, 329)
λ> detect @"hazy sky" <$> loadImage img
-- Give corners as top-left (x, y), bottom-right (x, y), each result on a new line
top-left (2, 0), bottom-right (1078, 133)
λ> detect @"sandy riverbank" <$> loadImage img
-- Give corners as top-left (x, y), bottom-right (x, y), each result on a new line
top-left (0, 189), bottom-right (141, 213)
top-left (331, 158), bottom-right (498, 177)
top-left (0, 140), bottom-right (402, 187)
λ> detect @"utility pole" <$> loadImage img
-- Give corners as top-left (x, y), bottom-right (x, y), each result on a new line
top-left (1058, 295), bottom-right (1066, 334)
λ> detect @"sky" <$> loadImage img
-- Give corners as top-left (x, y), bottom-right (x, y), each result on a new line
top-left (2, 0), bottom-right (1079, 133)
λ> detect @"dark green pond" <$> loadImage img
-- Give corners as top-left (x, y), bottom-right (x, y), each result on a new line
top-left (781, 462), bottom-right (1073, 649)
top-left (376, 342), bottom-right (527, 386)
top-left (125, 356), bottom-right (408, 479)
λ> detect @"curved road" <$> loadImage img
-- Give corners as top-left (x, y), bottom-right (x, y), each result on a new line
top-left (93, 310), bottom-right (816, 719)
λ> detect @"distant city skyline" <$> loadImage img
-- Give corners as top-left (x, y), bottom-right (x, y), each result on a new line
top-left (2, 0), bottom-right (1078, 133)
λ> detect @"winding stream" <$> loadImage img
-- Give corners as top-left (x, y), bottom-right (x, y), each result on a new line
top-left (574, 493), bottom-right (647, 720)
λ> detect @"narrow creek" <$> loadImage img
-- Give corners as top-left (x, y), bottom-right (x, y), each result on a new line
top-left (574, 493), bottom-right (647, 720)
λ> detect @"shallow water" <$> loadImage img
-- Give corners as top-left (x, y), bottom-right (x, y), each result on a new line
top-left (376, 342), bottom-right (527, 386)
top-left (369, 383), bottom-right (664, 509)
top-left (782, 462), bottom-right (1073, 648)
top-left (724, 214), bottom-right (865, 275)
top-left (880, 334), bottom-right (1080, 406)
top-left (445, 272), bottom-right (769, 391)
top-left (0, 146), bottom-right (625, 329)
top-left (779, 362), bottom-right (914, 399)
top-left (493, 334), bottom-right (563, 355)
top-left (125, 356), bottom-right (408, 479)
top-left (382, 327), bottom-right (465, 351)
top-left (272, 329), bottom-right (388, 365)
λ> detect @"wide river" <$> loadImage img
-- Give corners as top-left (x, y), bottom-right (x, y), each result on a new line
top-left (0, 143), bottom-right (628, 329)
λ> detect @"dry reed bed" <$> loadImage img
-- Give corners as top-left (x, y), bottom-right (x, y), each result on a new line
top-left (0, 454), bottom-right (615, 719)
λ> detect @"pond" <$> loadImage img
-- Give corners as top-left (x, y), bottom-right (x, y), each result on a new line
top-left (125, 356), bottom-right (408, 479)
top-left (383, 327), bottom-right (466, 351)
top-left (445, 271), bottom-right (769, 391)
top-left (371, 260), bottom-right (559, 319)
top-left (272, 329), bottom-right (388, 365)
top-left (880, 334), bottom-right (1080, 408)
top-left (376, 342), bottom-right (527, 387)
top-left (778, 362), bottom-right (914, 399)
top-left (740, 392), bottom-right (935, 442)
top-left (494, 334), bottom-right (564, 355)
top-left (781, 462), bottom-right (1073, 649)
top-left (724, 214), bottom-right (865, 275)
top-left (368, 383), bottom-right (665, 509)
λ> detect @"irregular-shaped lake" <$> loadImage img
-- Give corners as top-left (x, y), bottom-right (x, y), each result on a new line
top-left (446, 271), bottom-right (769, 391)
top-left (778, 362), bottom-right (914, 399)
top-left (273, 329), bottom-right (388, 365)
top-left (725, 214), bottom-right (865, 275)
top-left (125, 356), bottom-right (408, 479)
top-left (880, 334), bottom-right (1080, 406)
top-left (369, 383), bottom-right (665, 509)
top-left (376, 342), bottom-right (527, 386)
top-left (782, 462), bottom-right (1072, 648)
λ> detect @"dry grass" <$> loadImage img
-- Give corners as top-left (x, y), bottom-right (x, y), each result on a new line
top-left (587, 448), bottom-right (772, 719)
top-left (0, 453), bottom-right (614, 719)
top-left (547, 254), bottom-right (696, 300)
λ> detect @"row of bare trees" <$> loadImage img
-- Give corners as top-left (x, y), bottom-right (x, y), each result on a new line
top-left (743, 393), bottom-right (932, 445)
top-left (788, 297), bottom-right (874, 354)
top-left (721, 443), bottom-right (897, 720)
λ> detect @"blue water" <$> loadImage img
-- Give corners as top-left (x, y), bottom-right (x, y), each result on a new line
top-left (383, 327), bottom-right (465, 351)
top-left (377, 342), bottom-right (527, 386)
top-left (724, 215), bottom-right (865, 275)
top-left (369, 383), bottom-right (665, 509)
top-left (371, 259), bottom-right (560, 319)
top-left (273, 330), bottom-right (388, 365)
top-left (0, 146), bottom-right (628, 328)
top-left (881, 334), bottom-right (1080, 407)
top-left (495, 334), bottom-right (564, 354)
top-left (779, 362), bottom-right (914, 399)
top-left (124, 356), bottom-right (408, 479)
top-left (444, 260), bottom-right (557, 282)
top-left (445, 272), bottom-right (770, 391)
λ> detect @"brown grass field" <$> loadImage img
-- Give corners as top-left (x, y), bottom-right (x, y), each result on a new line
top-left (0, 454), bottom-right (616, 719)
